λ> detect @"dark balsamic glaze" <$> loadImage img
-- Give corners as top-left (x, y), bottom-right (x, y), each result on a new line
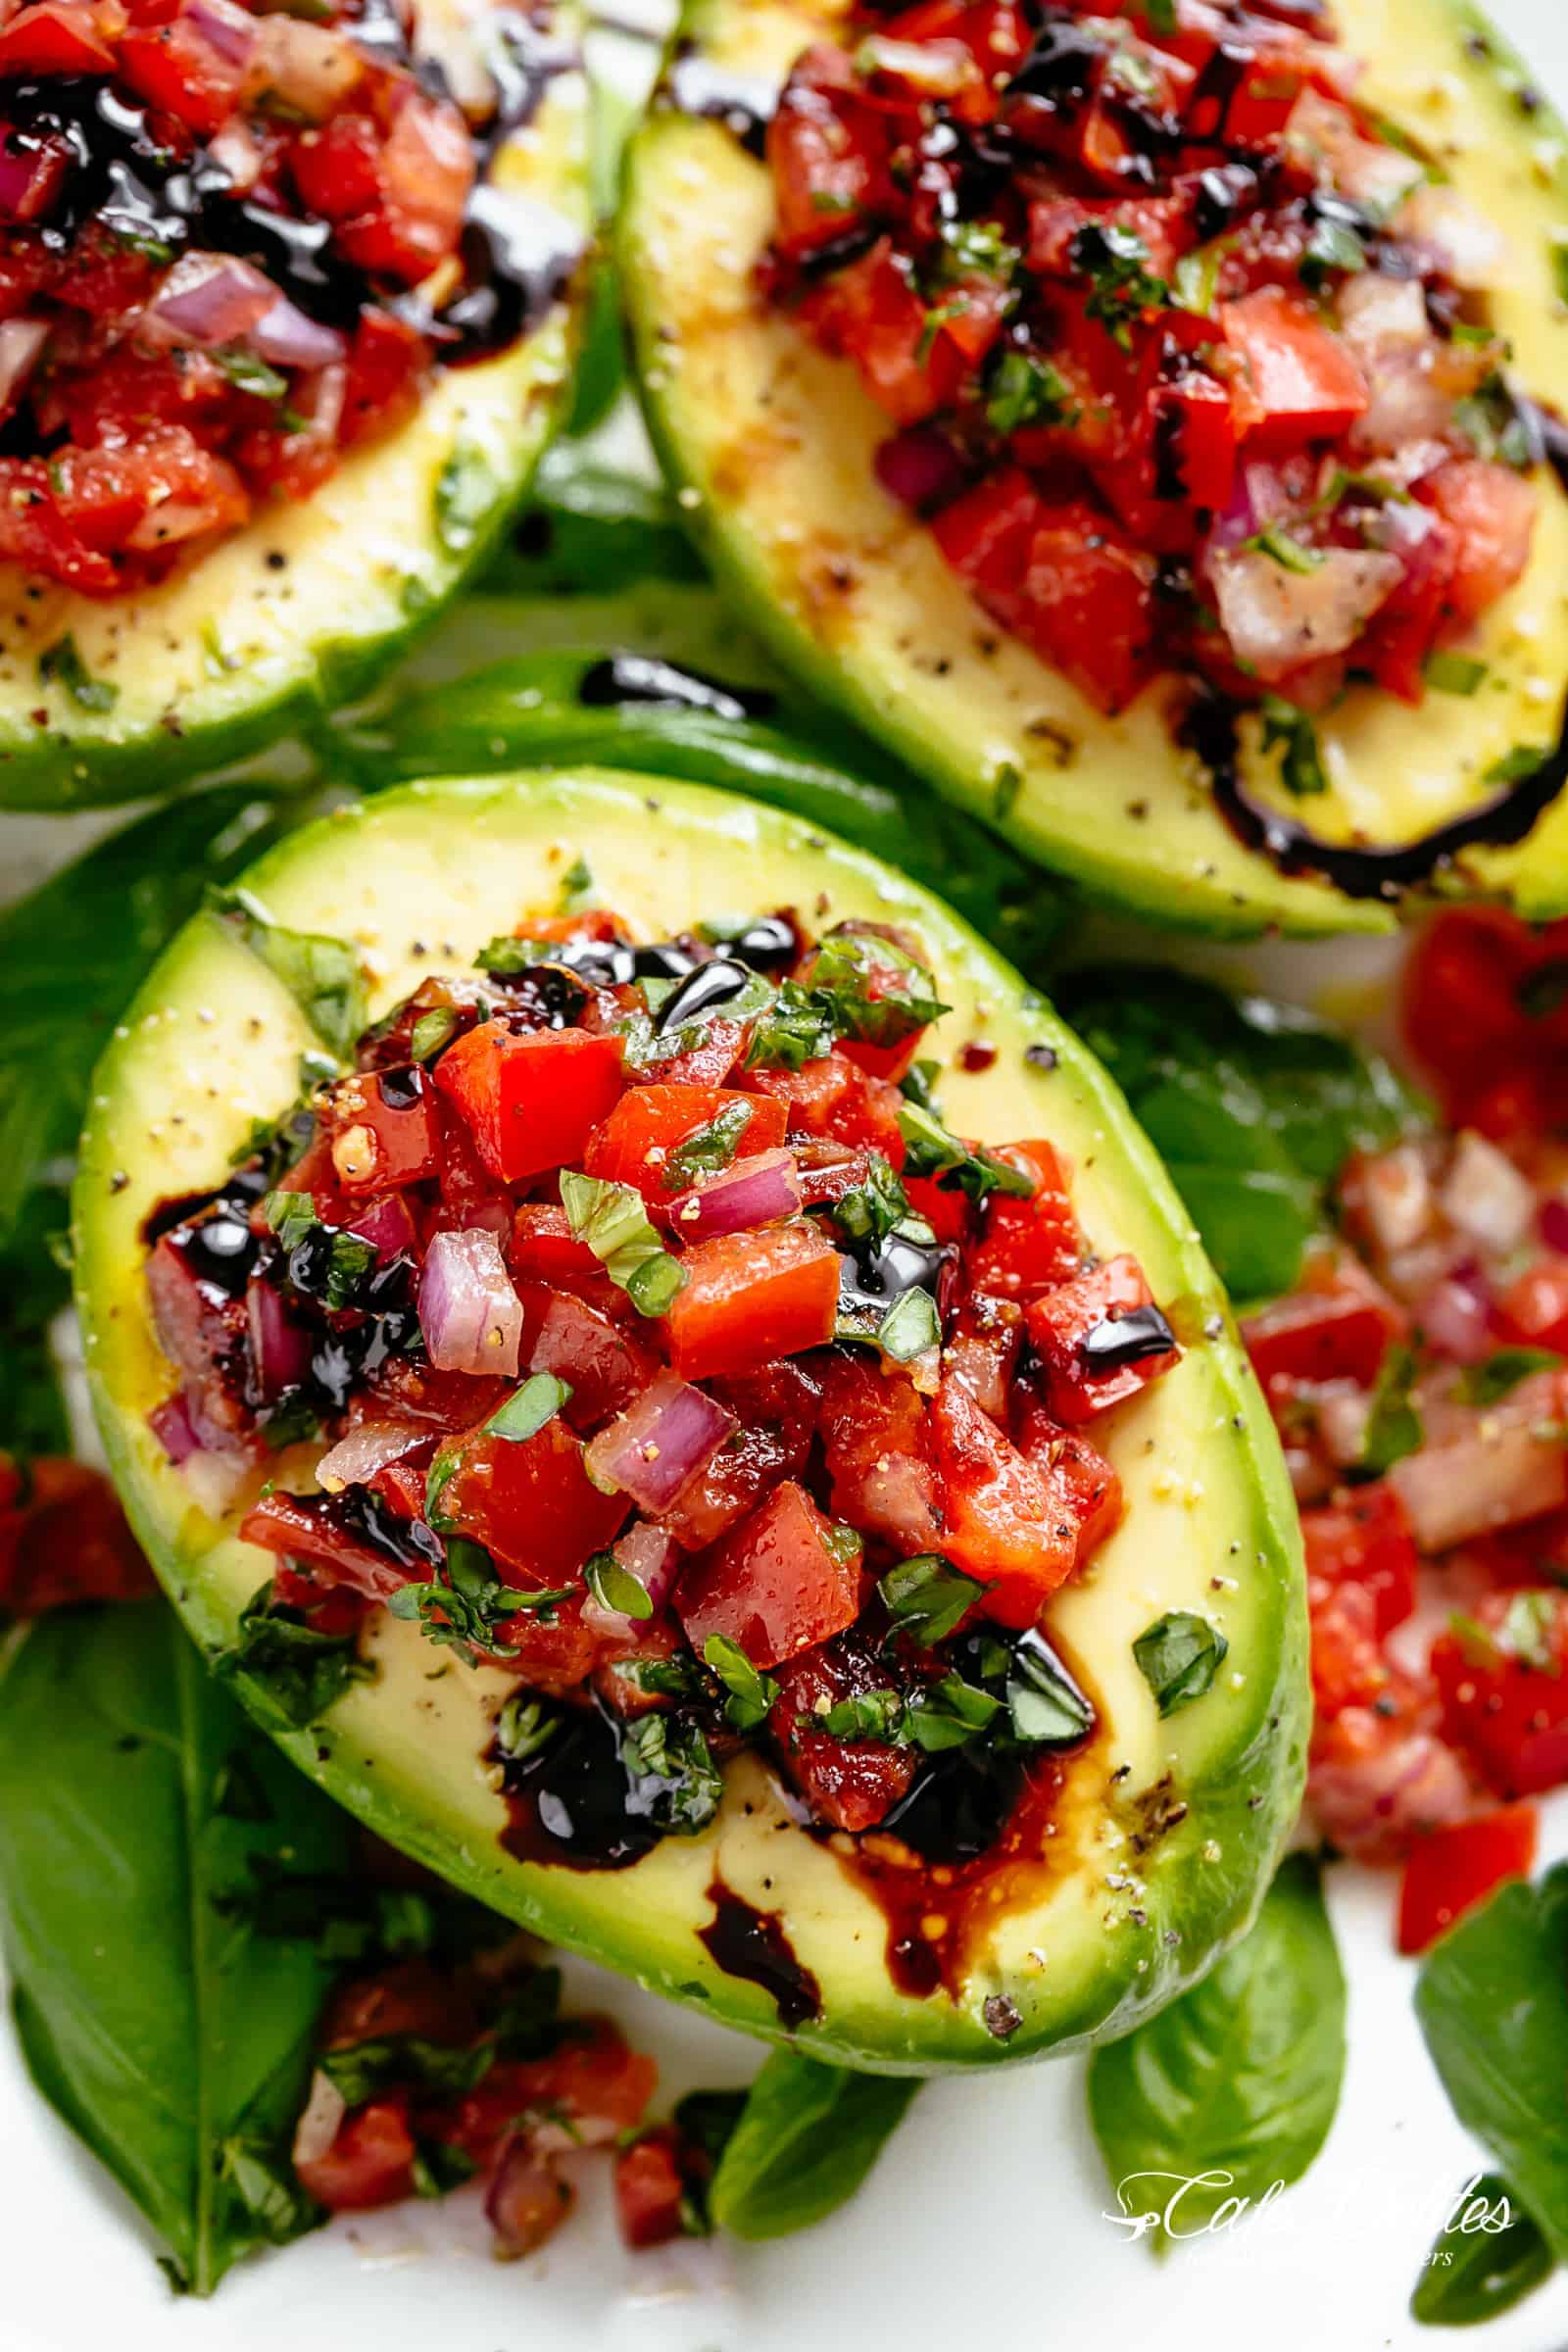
top-left (321, 1485), bottom-right (445, 1573)
top-left (496, 962), bottom-right (594, 1029)
top-left (652, 955), bottom-right (755, 1033)
top-left (662, 46), bottom-right (777, 161)
top-left (1194, 161), bottom-right (1260, 240)
top-left (497, 1707), bottom-right (665, 1870)
top-left (172, 1210), bottom-right (262, 1300)
top-left (838, 1227), bottom-right (955, 1322)
top-left (577, 652), bottom-right (776, 722)
top-left (1079, 1302), bottom-right (1177, 1371)
top-left (698, 1880), bottom-right (822, 2028)
top-left (722, 912), bottom-right (802, 973)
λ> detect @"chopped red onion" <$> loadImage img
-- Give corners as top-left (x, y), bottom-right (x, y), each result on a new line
top-left (1440, 1131), bottom-right (1536, 1255)
top-left (1414, 1265), bottom-right (1494, 1367)
top-left (665, 1149), bottom-right (802, 1244)
top-left (418, 1228), bottom-right (522, 1376)
top-left (1211, 544), bottom-right (1402, 681)
top-left (0, 317), bottom-right (48, 416)
top-left (1356, 1141), bottom-right (1435, 1257)
top-left (247, 15), bottom-right (362, 121)
top-left (1391, 1418), bottom-right (1568, 1552)
top-left (582, 1522), bottom-right (680, 1638)
top-left (206, 117), bottom-right (262, 196)
top-left (291, 2070), bottom-right (348, 2169)
top-left (150, 1393), bottom-right (200, 1465)
top-left (246, 1275), bottom-right (311, 1399)
top-left (187, 0), bottom-right (258, 67)
top-left (346, 1193), bottom-right (417, 1265)
top-left (485, 2136), bottom-right (571, 2259)
top-left (584, 1372), bottom-right (734, 1513)
top-left (875, 425), bottom-right (969, 515)
top-left (252, 296), bottom-right (347, 371)
top-left (145, 253), bottom-right (275, 352)
top-left (316, 1420), bottom-right (423, 1494)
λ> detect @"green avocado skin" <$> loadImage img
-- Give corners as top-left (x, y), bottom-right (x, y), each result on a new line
top-left (616, 0), bottom-right (1568, 940)
top-left (72, 768), bottom-right (1307, 2072)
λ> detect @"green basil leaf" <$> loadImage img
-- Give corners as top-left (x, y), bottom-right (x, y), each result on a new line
top-left (215, 1581), bottom-right (373, 1732)
top-left (485, 1371), bottom-right (571, 1443)
top-left (618, 1711), bottom-right (723, 1834)
top-left (1006, 1631), bottom-right (1095, 1746)
top-left (820, 1688), bottom-right (906, 1742)
top-left (710, 2052), bottom-right (919, 2239)
top-left (1415, 1864), bottom-right (1568, 2263)
top-left (585, 1548), bottom-right (655, 1621)
top-left (214, 886), bottom-right (367, 1059)
top-left (703, 1633), bottom-right (780, 1731)
top-left (897, 1100), bottom-right (1036, 1203)
top-left (671, 2087), bottom-right (749, 2233)
top-left (559, 1169), bottom-right (687, 1317)
top-left (0, 1604), bottom-right (353, 2292)
top-left (319, 2034), bottom-right (494, 2111)
top-left (495, 1690), bottom-right (563, 1763)
top-left (877, 1553), bottom-right (983, 1646)
top-left (1411, 2173), bottom-right (1552, 2328)
top-left (1357, 1343), bottom-right (1423, 1477)
top-left (664, 1099), bottom-right (754, 1188)
top-left (876, 1285), bottom-right (941, 1362)
top-left (1461, 1348), bottom-right (1564, 1407)
top-left (38, 630), bottom-right (119, 710)
top-left (904, 1674), bottom-right (1000, 1751)
top-left (1133, 1609), bottom-right (1228, 1716)
top-left (1088, 1854), bottom-right (1346, 2252)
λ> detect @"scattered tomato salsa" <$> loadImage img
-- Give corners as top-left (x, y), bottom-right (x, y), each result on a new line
top-left (0, 0), bottom-right (575, 593)
top-left (1248, 906), bottom-right (1568, 1956)
top-left (760, 0), bottom-right (1544, 726)
top-left (142, 899), bottom-right (1180, 1874)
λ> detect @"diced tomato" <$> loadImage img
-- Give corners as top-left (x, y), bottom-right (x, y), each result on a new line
top-left (313, 1067), bottom-right (440, 1194)
top-left (1219, 287), bottom-right (1368, 451)
top-left (290, 112), bottom-right (384, 220)
top-left (1307, 1574), bottom-right (1391, 1720)
top-left (339, 307), bottom-right (427, 449)
top-left (927, 1376), bottom-right (1078, 1624)
top-left (817, 1353), bottom-right (945, 1556)
top-left (321, 1956), bottom-right (476, 2049)
top-left (628, 1016), bottom-right (748, 1089)
top-left (1396, 1804), bottom-right (1539, 1956)
top-left (1301, 1482), bottom-right (1417, 1639)
top-left (657, 1362), bottom-right (821, 1551)
top-left (0, 1457), bottom-right (155, 1616)
top-left (675, 1480), bottom-right (862, 1668)
top-left (122, 0), bottom-right (257, 136)
top-left (1308, 1680), bottom-right (1473, 1863)
top-left (239, 1489), bottom-right (420, 1604)
top-left (614, 2128), bottom-right (690, 2249)
top-left (799, 237), bottom-right (974, 426)
top-left (767, 43), bottom-right (893, 258)
top-left (509, 1204), bottom-right (602, 1289)
top-left (0, 1), bottom-right (118, 76)
top-left (1496, 1257), bottom-right (1568, 1357)
top-left (145, 1227), bottom-right (250, 1449)
top-left (1421, 459), bottom-right (1537, 628)
top-left (434, 1024), bottom-right (624, 1185)
top-left (903, 1172), bottom-right (972, 1248)
top-left (749, 1051), bottom-right (906, 1165)
top-left (333, 87), bottom-right (475, 283)
top-left (768, 1632), bottom-right (920, 1830)
top-left (514, 1283), bottom-right (658, 1429)
top-left (1432, 1589), bottom-right (1568, 1797)
top-left (965, 1141), bottom-right (1079, 1302)
top-left (662, 1221), bottom-right (840, 1383)
top-left (1242, 1245), bottom-right (1405, 1390)
top-left (446, 2016), bottom-right (656, 2168)
top-left (0, 459), bottom-right (120, 594)
top-left (295, 2096), bottom-right (417, 2213)
top-left (1025, 1253), bottom-right (1178, 1423)
top-left (944, 1294), bottom-right (1023, 1418)
top-left (1013, 1401), bottom-right (1124, 1570)
top-left (433, 1419), bottom-right (627, 1590)
top-left (1402, 908), bottom-right (1568, 1120)
top-left (593, 1612), bottom-right (685, 1716)
top-left (487, 1592), bottom-right (602, 1691)
top-left (584, 1085), bottom-right (785, 1198)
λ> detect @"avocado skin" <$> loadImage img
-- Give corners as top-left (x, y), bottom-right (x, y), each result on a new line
top-left (72, 768), bottom-right (1306, 2069)
top-left (616, 0), bottom-right (1568, 938)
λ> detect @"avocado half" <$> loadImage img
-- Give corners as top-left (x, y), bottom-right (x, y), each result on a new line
top-left (73, 768), bottom-right (1305, 2070)
top-left (0, 1), bottom-right (591, 814)
top-left (617, 0), bottom-right (1568, 939)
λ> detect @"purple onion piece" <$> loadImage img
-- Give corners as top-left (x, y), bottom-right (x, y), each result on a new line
top-left (584, 1372), bottom-right (735, 1514)
top-left (418, 1227), bottom-right (522, 1376)
top-left (665, 1149), bottom-right (802, 1244)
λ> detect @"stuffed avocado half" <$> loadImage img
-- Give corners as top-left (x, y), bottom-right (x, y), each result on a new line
top-left (618, 0), bottom-right (1568, 938)
top-left (74, 768), bottom-right (1305, 2070)
top-left (0, 0), bottom-right (591, 812)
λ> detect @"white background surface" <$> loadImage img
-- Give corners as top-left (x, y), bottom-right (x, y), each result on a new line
top-left (7, 2), bottom-right (1568, 2345)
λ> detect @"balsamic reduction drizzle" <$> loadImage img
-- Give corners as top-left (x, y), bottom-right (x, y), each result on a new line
top-left (661, 47), bottom-right (777, 161)
top-left (651, 955), bottom-right (756, 1033)
top-left (1078, 1302), bottom-right (1178, 1371)
top-left (698, 1880), bottom-right (822, 2028)
top-left (577, 652), bottom-right (776, 722)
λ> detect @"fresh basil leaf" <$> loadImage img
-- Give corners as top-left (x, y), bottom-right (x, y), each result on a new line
top-left (409, 1006), bottom-right (459, 1062)
top-left (1056, 968), bottom-right (1428, 1303)
top-left (38, 632), bottom-right (119, 710)
top-left (585, 1548), bottom-right (654, 1621)
top-left (905, 1674), bottom-right (1000, 1751)
top-left (559, 1170), bottom-right (687, 1316)
top-left (1133, 1610), bottom-right (1228, 1716)
top-left (0, 1186), bottom-right (72, 1459)
top-left (665, 1099), bottom-right (754, 1188)
top-left (1411, 2173), bottom-right (1553, 2328)
top-left (215, 886), bottom-right (367, 1059)
top-left (388, 1539), bottom-right (566, 1661)
top-left (1416, 1867), bottom-right (1568, 2265)
top-left (897, 1100), bottom-right (1034, 1204)
top-left (703, 1633), bottom-right (780, 1731)
top-left (0, 1604), bottom-right (353, 2291)
top-left (672, 2087), bottom-right (749, 2232)
top-left (1006, 1629), bottom-right (1095, 1746)
top-left (1088, 1855), bottom-right (1346, 2251)
top-left (411, 2138), bottom-right (481, 2199)
top-left (215, 1581), bottom-right (373, 1731)
top-left (619, 1711), bottom-right (724, 1834)
top-left (495, 1690), bottom-right (563, 1763)
top-left (1461, 1348), bottom-right (1563, 1407)
top-left (877, 1285), bottom-right (941, 1362)
top-left (832, 1152), bottom-right (912, 1247)
top-left (820, 1688), bottom-right (906, 1742)
top-left (319, 2034), bottom-right (494, 2111)
top-left (710, 2053), bottom-right (919, 2240)
top-left (485, 1372), bottom-right (571, 1443)
top-left (1356, 1344), bottom-right (1423, 1476)
top-left (877, 1553), bottom-right (983, 1646)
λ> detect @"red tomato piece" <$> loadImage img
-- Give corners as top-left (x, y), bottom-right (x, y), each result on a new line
top-left (1307, 1574), bottom-right (1391, 1721)
top-left (509, 1204), bottom-right (602, 1288)
top-left (121, 0), bottom-right (256, 136)
top-left (1013, 1398), bottom-right (1124, 1572)
top-left (662, 1220), bottom-right (840, 1383)
top-left (656, 1361), bottom-right (821, 1551)
top-left (928, 1376), bottom-right (1078, 1623)
top-left (799, 237), bottom-right (971, 426)
top-left (446, 2016), bottom-right (656, 2168)
top-left (1301, 1482), bottom-right (1418, 1639)
top-left (767, 43), bottom-right (893, 258)
top-left (339, 307), bottom-right (427, 450)
top-left (0, 1), bottom-right (118, 76)
top-left (1242, 1246), bottom-right (1405, 1390)
top-left (675, 1480), bottom-right (862, 1668)
top-left (317, 1068), bottom-right (440, 1193)
top-left (1396, 1804), bottom-right (1539, 1956)
top-left (768, 1633), bottom-right (921, 1830)
top-left (433, 1024), bottom-right (624, 1184)
top-left (748, 1050), bottom-right (906, 1165)
top-left (1422, 459), bottom-right (1537, 628)
top-left (583, 1085), bottom-right (785, 1198)
top-left (1495, 1258), bottom-right (1568, 1357)
top-left (0, 1457), bottom-right (155, 1616)
top-left (1219, 287), bottom-right (1368, 451)
top-left (1025, 1254), bottom-right (1178, 1424)
top-left (514, 1283), bottom-right (658, 1430)
top-left (487, 1592), bottom-right (602, 1691)
top-left (1433, 1590), bottom-right (1568, 1797)
top-left (614, 2129), bottom-right (690, 2250)
top-left (295, 2096), bottom-right (417, 2213)
top-left (965, 1140), bottom-right (1079, 1302)
top-left (816, 1352), bottom-right (945, 1556)
top-left (433, 1420), bottom-right (628, 1588)
top-left (239, 1489), bottom-right (417, 1603)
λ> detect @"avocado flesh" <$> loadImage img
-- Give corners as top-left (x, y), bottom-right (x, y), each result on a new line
top-left (0, 1), bottom-right (591, 813)
top-left (73, 768), bottom-right (1305, 2070)
top-left (617, 0), bottom-right (1568, 939)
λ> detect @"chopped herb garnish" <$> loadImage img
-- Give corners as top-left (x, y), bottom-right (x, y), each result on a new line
top-left (898, 1099), bottom-right (1035, 1203)
top-left (876, 1285), bottom-right (941, 1362)
top-left (937, 217), bottom-right (1020, 282)
top-left (1258, 697), bottom-right (1329, 798)
top-left (820, 1688), bottom-right (906, 1742)
top-left (559, 1170), bottom-right (687, 1316)
top-left (619, 1712), bottom-right (724, 1834)
top-left (1487, 745), bottom-right (1547, 787)
top-left (1247, 522), bottom-right (1324, 575)
top-left (1133, 1610), bottom-right (1229, 1717)
top-left (213, 886), bottom-right (366, 1057)
top-left (409, 1006), bottom-right (459, 1062)
top-left (584, 1549), bottom-right (655, 1621)
top-left (985, 349), bottom-right (1076, 436)
top-left (664, 1099), bottom-right (754, 1188)
top-left (495, 1690), bottom-right (562, 1762)
top-left (1006, 1633), bottom-right (1095, 1746)
top-left (388, 1539), bottom-right (565, 1662)
top-left (1425, 651), bottom-right (1489, 696)
top-left (703, 1634), bottom-right (780, 1731)
top-left (215, 345), bottom-right (290, 403)
top-left (1355, 1344), bottom-right (1423, 1477)
top-left (877, 1553), bottom-right (984, 1645)
top-left (214, 1582), bottom-right (373, 1732)
top-left (832, 1152), bottom-right (914, 1248)
top-left (484, 1372), bottom-right (570, 1444)
top-left (38, 634), bottom-right (119, 712)
top-left (1172, 245), bottom-right (1223, 316)
top-left (1461, 1348), bottom-right (1564, 1406)
top-left (1071, 223), bottom-right (1169, 351)
top-left (1298, 210), bottom-right (1369, 290)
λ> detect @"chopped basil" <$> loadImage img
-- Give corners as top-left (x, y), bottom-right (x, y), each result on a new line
top-left (411, 2141), bottom-right (480, 2200)
top-left (938, 218), bottom-right (1018, 280)
top-left (898, 1098), bottom-right (1035, 1203)
top-left (877, 1553), bottom-right (984, 1646)
top-left (495, 1690), bottom-right (562, 1763)
top-left (409, 1006), bottom-right (459, 1062)
top-left (434, 441), bottom-right (494, 553)
top-left (985, 348), bottom-right (1076, 436)
top-left (215, 345), bottom-right (290, 403)
top-left (260, 1393), bottom-right (319, 1452)
top-left (619, 1712), bottom-right (724, 1834)
top-left (263, 1189), bottom-right (318, 1251)
top-left (1133, 1609), bottom-right (1229, 1716)
top-left (584, 1549), bottom-right (655, 1621)
top-left (1462, 1348), bottom-right (1564, 1406)
top-left (1071, 222), bottom-right (1169, 351)
top-left (261, 1192), bottom-right (375, 1312)
top-left (876, 1284), bottom-right (941, 1362)
top-left (559, 1170), bottom-right (687, 1316)
top-left (745, 983), bottom-right (840, 1071)
top-left (559, 854), bottom-right (593, 910)
top-left (1355, 1344), bottom-right (1423, 1477)
top-left (1475, 1590), bottom-right (1560, 1673)
top-left (1171, 244), bottom-right (1222, 316)
top-left (1425, 650), bottom-right (1489, 696)
top-left (832, 1151), bottom-right (913, 1247)
top-left (1298, 210), bottom-right (1368, 290)
top-left (1137, 0), bottom-right (1177, 29)
top-left (38, 633), bottom-right (119, 712)
top-left (820, 1688), bottom-right (906, 1742)
top-left (664, 1099), bottom-right (754, 1188)
top-left (213, 886), bottom-right (366, 1057)
top-left (320, 2034), bottom-right (494, 2111)
top-left (387, 1538), bottom-right (566, 1662)
top-left (1248, 521), bottom-right (1324, 575)
top-left (1005, 1631), bottom-right (1096, 1746)
top-left (1487, 745), bottom-right (1548, 787)
top-left (905, 1674), bottom-right (1001, 1751)
top-left (1258, 697), bottom-right (1329, 798)
top-left (703, 1634), bottom-right (780, 1731)
top-left (484, 1372), bottom-right (571, 1444)
top-left (214, 1582), bottom-right (373, 1733)
top-left (1452, 374), bottom-right (1536, 469)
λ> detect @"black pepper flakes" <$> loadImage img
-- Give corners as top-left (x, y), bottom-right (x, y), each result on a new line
top-left (1025, 1042), bottom-right (1058, 1071)
top-left (982, 1993), bottom-right (1022, 2039)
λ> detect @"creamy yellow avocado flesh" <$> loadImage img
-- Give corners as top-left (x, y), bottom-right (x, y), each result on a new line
top-left (618, 0), bottom-right (1568, 938)
top-left (0, 0), bottom-right (591, 812)
top-left (74, 770), bottom-right (1305, 2070)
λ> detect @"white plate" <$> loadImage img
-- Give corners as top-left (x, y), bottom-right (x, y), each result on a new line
top-left (8, 2), bottom-right (1568, 2342)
